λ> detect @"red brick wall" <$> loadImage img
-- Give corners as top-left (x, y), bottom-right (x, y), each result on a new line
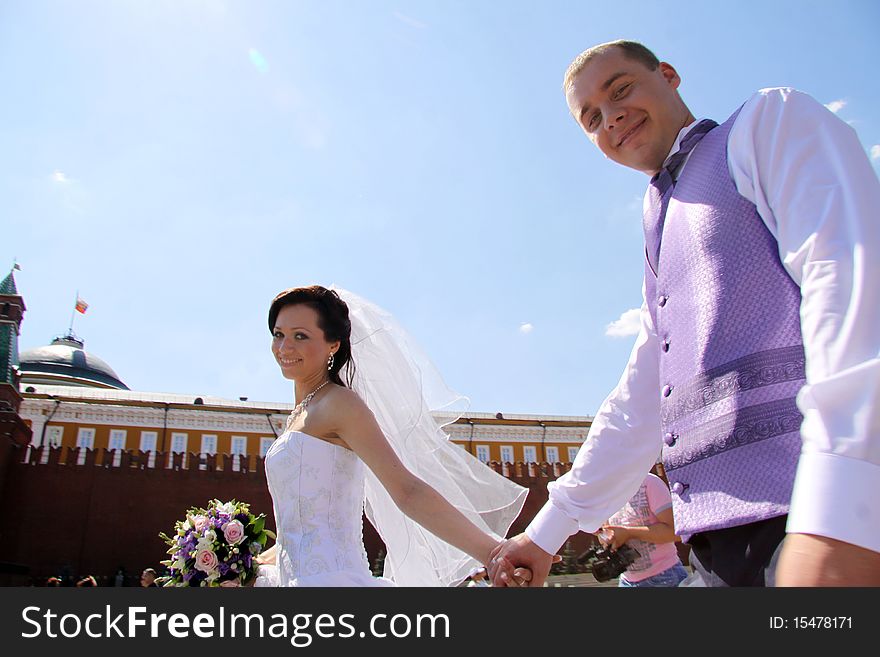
top-left (0, 448), bottom-right (586, 585)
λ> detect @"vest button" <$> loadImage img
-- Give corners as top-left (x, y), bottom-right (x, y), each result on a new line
top-left (662, 338), bottom-right (670, 352)
top-left (662, 384), bottom-right (673, 397)
top-left (671, 482), bottom-right (688, 495)
top-left (663, 432), bottom-right (677, 446)
top-left (658, 295), bottom-right (668, 308)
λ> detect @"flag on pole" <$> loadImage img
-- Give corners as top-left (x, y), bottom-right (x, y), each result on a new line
top-left (75, 297), bottom-right (89, 314)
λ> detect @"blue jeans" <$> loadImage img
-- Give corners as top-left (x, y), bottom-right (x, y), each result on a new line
top-left (619, 563), bottom-right (688, 587)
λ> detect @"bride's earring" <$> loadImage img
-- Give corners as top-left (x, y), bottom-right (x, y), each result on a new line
top-left (327, 352), bottom-right (335, 371)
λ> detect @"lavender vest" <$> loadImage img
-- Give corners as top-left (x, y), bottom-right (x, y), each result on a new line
top-left (645, 109), bottom-right (805, 539)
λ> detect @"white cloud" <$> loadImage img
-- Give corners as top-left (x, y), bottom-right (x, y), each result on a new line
top-left (248, 48), bottom-right (269, 75)
top-left (51, 170), bottom-right (69, 184)
top-left (519, 323), bottom-right (534, 334)
top-left (824, 99), bottom-right (846, 114)
top-left (393, 11), bottom-right (427, 29)
top-left (870, 145), bottom-right (880, 161)
top-left (605, 308), bottom-right (641, 338)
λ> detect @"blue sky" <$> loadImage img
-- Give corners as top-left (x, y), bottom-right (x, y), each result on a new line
top-left (3, 0), bottom-right (879, 416)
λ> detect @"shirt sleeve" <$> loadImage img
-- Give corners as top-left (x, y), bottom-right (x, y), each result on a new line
top-left (728, 88), bottom-right (880, 553)
top-left (525, 290), bottom-right (664, 555)
top-left (644, 473), bottom-right (673, 517)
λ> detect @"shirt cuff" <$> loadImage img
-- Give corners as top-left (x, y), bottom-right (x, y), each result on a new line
top-left (786, 451), bottom-right (880, 553)
top-left (524, 501), bottom-right (579, 555)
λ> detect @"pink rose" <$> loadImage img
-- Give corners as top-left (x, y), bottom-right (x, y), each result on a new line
top-left (193, 515), bottom-right (209, 533)
top-left (223, 520), bottom-right (245, 546)
top-left (194, 549), bottom-right (219, 574)
top-left (219, 579), bottom-right (241, 587)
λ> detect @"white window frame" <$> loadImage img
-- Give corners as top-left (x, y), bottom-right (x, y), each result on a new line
top-left (108, 429), bottom-right (127, 467)
top-left (231, 436), bottom-right (248, 472)
top-left (199, 434), bottom-right (218, 470)
top-left (545, 446), bottom-right (559, 464)
top-left (140, 431), bottom-right (158, 468)
top-left (500, 445), bottom-right (514, 464)
top-left (45, 425), bottom-right (63, 448)
top-left (260, 437), bottom-right (275, 458)
top-left (200, 434), bottom-right (217, 455)
top-left (475, 444), bottom-right (491, 464)
top-left (169, 432), bottom-right (188, 468)
top-left (76, 428), bottom-right (95, 466)
top-left (523, 446), bottom-right (537, 463)
top-left (568, 447), bottom-right (580, 463)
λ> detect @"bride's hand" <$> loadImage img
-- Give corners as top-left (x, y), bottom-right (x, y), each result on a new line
top-left (512, 567), bottom-right (533, 586)
top-left (255, 544), bottom-right (277, 566)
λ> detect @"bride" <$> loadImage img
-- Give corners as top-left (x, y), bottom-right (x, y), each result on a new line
top-left (255, 285), bottom-right (529, 586)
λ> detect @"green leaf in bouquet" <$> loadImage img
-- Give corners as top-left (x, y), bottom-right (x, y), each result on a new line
top-left (264, 529), bottom-right (276, 540)
top-left (250, 516), bottom-right (265, 534)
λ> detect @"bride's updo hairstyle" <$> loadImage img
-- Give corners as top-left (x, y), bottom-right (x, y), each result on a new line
top-left (268, 285), bottom-right (356, 388)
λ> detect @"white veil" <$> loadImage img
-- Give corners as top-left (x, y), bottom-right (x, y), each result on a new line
top-left (334, 288), bottom-right (528, 587)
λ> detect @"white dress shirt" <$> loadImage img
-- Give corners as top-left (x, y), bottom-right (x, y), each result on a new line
top-left (527, 88), bottom-right (880, 555)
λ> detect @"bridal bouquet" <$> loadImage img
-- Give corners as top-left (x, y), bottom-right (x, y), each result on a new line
top-left (159, 499), bottom-right (275, 587)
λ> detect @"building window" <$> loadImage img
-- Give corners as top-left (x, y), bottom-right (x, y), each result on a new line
top-left (568, 447), bottom-right (580, 463)
top-left (260, 437), bottom-right (275, 458)
top-left (140, 431), bottom-right (158, 468)
top-left (45, 426), bottom-right (63, 448)
top-left (169, 432), bottom-right (188, 468)
top-left (109, 429), bottom-right (127, 467)
top-left (523, 446), bottom-right (537, 463)
top-left (231, 436), bottom-right (247, 472)
top-left (500, 445), bottom-right (514, 464)
top-left (545, 446), bottom-right (559, 464)
top-left (76, 428), bottom-right (95, 466)
top-left (476, 445), bottom-right (491, 464)
top-left (200, 434), bottom-right (218, 455)
top-left (200, 435), bottom-right (218, 470)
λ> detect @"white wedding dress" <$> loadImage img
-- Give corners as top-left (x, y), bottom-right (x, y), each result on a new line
top-left (255, 429), bottom-right (393, 587)
top-left (255, 289), bottom-right (527, 587)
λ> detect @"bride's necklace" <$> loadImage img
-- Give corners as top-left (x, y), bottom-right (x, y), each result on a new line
top-left (285, 379), bottom-right (331, 431)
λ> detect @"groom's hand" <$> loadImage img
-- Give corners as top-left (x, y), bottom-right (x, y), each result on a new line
top-left (488, 533), bottom-right (558, 587)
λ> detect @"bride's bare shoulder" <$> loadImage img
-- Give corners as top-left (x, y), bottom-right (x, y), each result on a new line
top-left (324, 385), bottom-right (371, 418)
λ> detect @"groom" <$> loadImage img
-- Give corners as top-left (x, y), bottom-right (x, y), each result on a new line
top-left (490, 40), bottom-right (880, 586)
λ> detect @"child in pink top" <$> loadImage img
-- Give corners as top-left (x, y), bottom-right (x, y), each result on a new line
top-left (601, 473), bottom-right (687, 587)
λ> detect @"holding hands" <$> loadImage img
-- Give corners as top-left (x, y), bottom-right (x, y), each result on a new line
top-left (487, 534), bottom-right (561, 587)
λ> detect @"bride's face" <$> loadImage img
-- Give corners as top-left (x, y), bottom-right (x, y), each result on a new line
top-left (271, 304), bottom-right (339, 381)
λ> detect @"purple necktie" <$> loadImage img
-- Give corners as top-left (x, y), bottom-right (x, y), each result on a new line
top-left (643, 119), bottom-right (718, 275)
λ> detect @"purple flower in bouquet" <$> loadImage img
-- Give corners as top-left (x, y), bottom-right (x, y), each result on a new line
top-left (159, 498), bottom-right (275, 587)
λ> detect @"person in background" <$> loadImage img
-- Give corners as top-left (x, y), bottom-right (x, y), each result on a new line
top-left (140, 567), bottom-right (159, 587)
top-left (599, 472), bottom-right (687, 587)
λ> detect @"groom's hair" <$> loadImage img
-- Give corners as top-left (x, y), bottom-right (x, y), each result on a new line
top-left (269, 285), bottom-right (356, 389)
top-left (563, 40), bottom-right (660, 92)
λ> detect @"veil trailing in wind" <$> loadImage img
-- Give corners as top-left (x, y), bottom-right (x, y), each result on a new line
top-left (334, 288), bottom-right (528, 586)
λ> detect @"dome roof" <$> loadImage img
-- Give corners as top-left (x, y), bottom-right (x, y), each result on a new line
top-left (19, 334), bottom-right (129, 390)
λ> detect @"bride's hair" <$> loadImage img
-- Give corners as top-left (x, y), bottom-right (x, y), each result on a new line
top-left (268, 285), bottom-right (356, 388)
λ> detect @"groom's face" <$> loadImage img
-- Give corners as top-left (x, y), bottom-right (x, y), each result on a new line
top-left (565, 48), bottom-right (690, 176)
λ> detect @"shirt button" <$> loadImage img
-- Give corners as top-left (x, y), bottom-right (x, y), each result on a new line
top-left (663, 432), bottom-right (677, 446)
top-left (671, 482), bottom-right (688, 495)
top-left (658, 295), bottom-right (668, 308)
top-left (662, 338), bottom-right (670, 352)
top-left (662, 384), bottom-right (673, 397)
